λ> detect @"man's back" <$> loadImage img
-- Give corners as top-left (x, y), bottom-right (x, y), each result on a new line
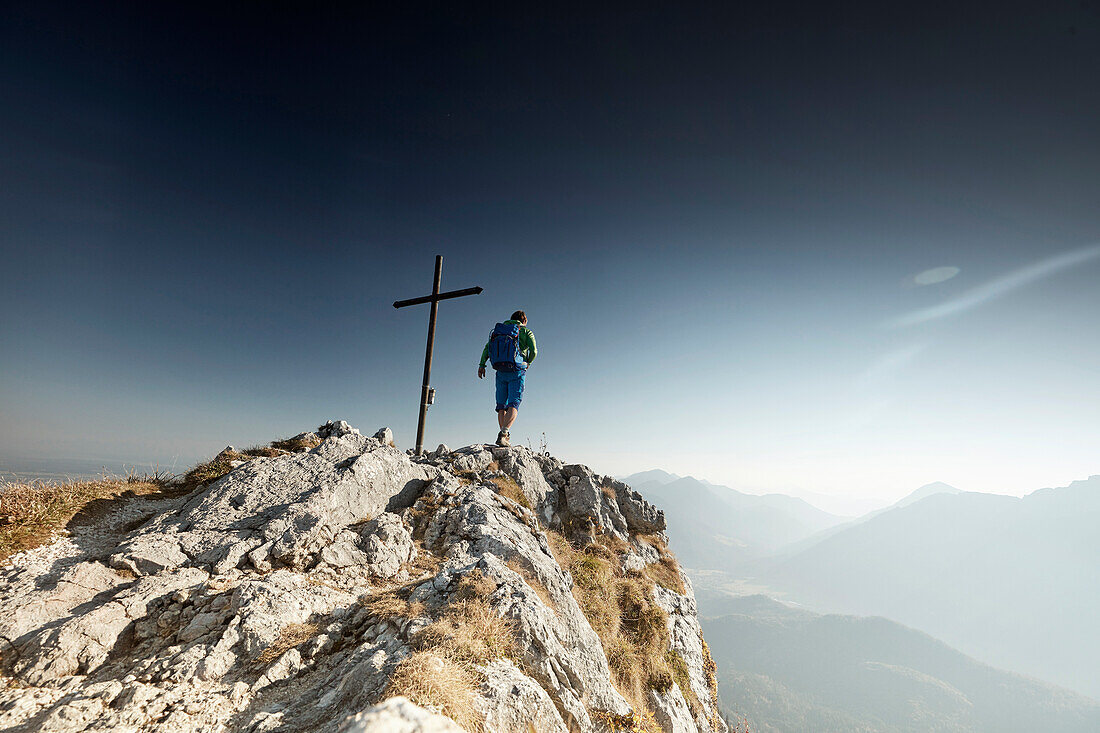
top-left (477, 311), bottom-right (536, 446)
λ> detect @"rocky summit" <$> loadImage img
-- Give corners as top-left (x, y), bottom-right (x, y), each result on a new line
top-left (0, 421), bottom-right (727, 733)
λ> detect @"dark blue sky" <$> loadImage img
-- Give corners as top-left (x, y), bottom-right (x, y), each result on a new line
top-left (2, 2), bottom-right (1098, 506)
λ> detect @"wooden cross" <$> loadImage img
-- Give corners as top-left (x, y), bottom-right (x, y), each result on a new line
top-left (393, 255), bottom-right (483, 455)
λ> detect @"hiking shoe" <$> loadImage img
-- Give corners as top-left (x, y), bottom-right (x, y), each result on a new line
top-left (496, 430), bottom-right (511, 447)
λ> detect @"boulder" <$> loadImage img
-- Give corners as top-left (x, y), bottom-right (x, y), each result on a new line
top-left (339, 697), bottom-right (463, 732)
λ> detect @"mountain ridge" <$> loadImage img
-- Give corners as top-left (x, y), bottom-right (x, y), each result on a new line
top-left (0, 421), bottom-right (727, 732)
top-left (763, 474), bottom-right (1100, 699)
top-left (700, 594), bottom-right (1100, 733)
top-left (621, 472), bottom-right (846, 571)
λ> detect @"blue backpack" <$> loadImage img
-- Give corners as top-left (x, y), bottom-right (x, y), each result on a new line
top-left (488, 322), bottom-right (524, 371)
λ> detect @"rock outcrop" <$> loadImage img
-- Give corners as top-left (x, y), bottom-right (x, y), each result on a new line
top-left (0, 421), bottom-right (727, 732)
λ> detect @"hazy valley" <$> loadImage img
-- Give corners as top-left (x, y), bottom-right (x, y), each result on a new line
top-left (625, 470), bottom-right (1100, 731)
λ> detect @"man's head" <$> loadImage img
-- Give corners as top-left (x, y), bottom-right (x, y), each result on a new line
top-left (510, 310), bottom-right (527, 324)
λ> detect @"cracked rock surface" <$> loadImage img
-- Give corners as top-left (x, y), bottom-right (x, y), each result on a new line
top-left (0, 421), bottom-right (727, 732)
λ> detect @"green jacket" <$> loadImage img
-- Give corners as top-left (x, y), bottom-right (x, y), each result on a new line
top-left (479, 320), bottom-right (537, 368)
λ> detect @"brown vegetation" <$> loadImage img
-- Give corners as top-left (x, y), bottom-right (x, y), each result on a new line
top-left (547, 530), bottom-right (679, 723)
top-left (636, 534), bottom-right (687, 594)
top-left (665, 648), bottom-right (704, 718)
top-left (242, 446), bottom-right (283, 458)
top-left (408, 491), bottom-right (447, 542)
top-left (0, 476), bottom-right (175, 563)
top-left (270, 434), bottom-right (322, 453)
top-left (255, 622), bottom-right (321, 665)
top-left (386, 568), bottom-right (518, 732)
top-left (641, 555), bottom-right (686, 595)
top-left (384, 651), bottom-right (482, 731)
top-left (359, 588), bottom-right (426, 624)
top-left (452, 568), bottom-right (498, 602)
top-left (178, 449), bottom-right (251, 492)
top-left (702, 637), bottom-right (719, 698)
top-left (489, 474), bottom-right (531, 509)
top-left (592, 708), bottom-right (662, 733)
top-left (413, 596), bottom-right (516, 667)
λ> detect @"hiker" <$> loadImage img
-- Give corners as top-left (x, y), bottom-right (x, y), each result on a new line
top-left (477, 310), bottom-right (537, 446)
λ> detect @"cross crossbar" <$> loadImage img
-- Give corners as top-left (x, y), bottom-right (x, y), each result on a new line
top-left (393, 255), bottom-right (483, 455)
top-left (392, 286), bottom-right (484, 309)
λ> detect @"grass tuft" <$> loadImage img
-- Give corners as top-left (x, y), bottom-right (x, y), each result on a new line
top-left (384, 652), bottom-right (482, 731)
top-left (452, 568), bottom-right (497, 602)
top-left (593, 708), bottom-right (662, 733)
top-left (270, 434), bottom-right (321, 453)
top-left (255, 622), bottom-right (320, 665)
top-left (360, 589), bottom-right (425, 623)
top-left (413, 596), bottom-right (517, 666)
top-left (642, 555), bottom-right (687, 595)
top-left (242, 446), bottom-right (283, 458)
top-left (178, 450), bottom-right (253, 492)
top-left (666, 649), bottom-right (704, 717)
top-left (489, 474), bottom-right (531, 509)
top-left (702, 637), bottom-right (719, 697)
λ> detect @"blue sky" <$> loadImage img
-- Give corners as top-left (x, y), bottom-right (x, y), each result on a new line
top-left (2, 3), bottom-right (1098, 509)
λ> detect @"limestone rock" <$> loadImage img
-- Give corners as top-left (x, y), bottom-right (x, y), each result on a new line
top-left (651, 684), bottom-right (698, 733)
top-left (0, 421), bottom-right (725, 733)
top-left (339, 696), bottom-right (464, 732)
top-left (359, 512), bottom-right (416, 578)
top-left (477, 659), bottom-right (569, 733)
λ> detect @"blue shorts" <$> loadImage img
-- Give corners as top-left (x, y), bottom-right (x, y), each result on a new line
top-left (495, 369), bottom-right (525, 411)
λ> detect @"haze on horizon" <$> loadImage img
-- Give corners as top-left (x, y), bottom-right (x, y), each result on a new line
top-left (2, 4), bottom-right (1099, 508)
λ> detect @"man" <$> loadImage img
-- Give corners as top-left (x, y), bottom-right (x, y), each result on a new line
top-left (477, 310), bottom-right (537, 446)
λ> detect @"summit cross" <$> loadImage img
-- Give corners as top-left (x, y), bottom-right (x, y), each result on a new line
top-left (393, 255), bottom-right (483, 456)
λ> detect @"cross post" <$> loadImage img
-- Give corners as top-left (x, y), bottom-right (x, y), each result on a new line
top-left (393, 255), bottom-right (483, 455)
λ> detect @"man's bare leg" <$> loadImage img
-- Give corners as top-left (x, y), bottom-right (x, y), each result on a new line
top-left (497, 410), bottom-right (506, 430)
top-left (501, 407), bottom-right (518, 431)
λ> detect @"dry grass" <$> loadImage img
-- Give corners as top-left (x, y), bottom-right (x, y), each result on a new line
top-left (242, 446), bottom-right (283, 458)
top-left (0, 477), bottom-right (175, 563)
top-left (360, 589), bottom-right (425, 623)
top-left (178, 449), bottom-right (253, 492)
top-left (665, 649), bottom-right (703, 718)
top-left (641, 555), bottom-right (686, 595)
top-left (409, 492), bottom-right (447, 542)
top-left (270, 434), bottom-right (321, 453)
top-left (0, 429), bottom-right (325, 563)
top-left (413, 596), bottom-right (517, 666)
top-left (547, 530), bottom-right (675, 718)
top-left (255, 622), bottom-right (321, 665)
top-left (452, 568), bottom-right (497, 601)
top-left (384, 651), bottom-right (482, 731)
top-left (388, 568), bottom-right (518, 732)
top-left (702, 637), bottom-right (719, 698)
top-left (489, 474), bottom-right (530, 509)
top-left (404, 542), bottom-right (443, 578)
top-left (593, 708), bottom-right (662, 733)
top-left (454, 470), bottom-right (478, 485)
top-left (414, 571), bottom-right (514, 661)
top-left (635, 534), bottom-right (687, 595)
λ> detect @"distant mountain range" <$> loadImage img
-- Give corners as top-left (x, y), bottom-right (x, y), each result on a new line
top-left (624, 468), bottom-right (1100, 704)
top-left (621, 471), bottom-right (847, 570)
top-left (772, 481), bottom-right (966, 558)
top-left (699, 594), bottom-right (1100, 733)
top-left (761, 475), bottom-right (1100, 699)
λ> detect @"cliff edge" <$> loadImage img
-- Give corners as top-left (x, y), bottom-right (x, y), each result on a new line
top-left (0, 421), bottom-right (727, 733)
